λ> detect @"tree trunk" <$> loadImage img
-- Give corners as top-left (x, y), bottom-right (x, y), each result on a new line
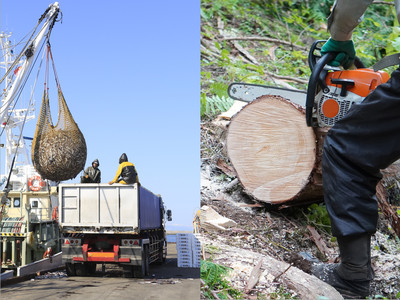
top-left (225, 95), bottom-right (400, 239)
top-left (226, 95), bottom-right (325, 205)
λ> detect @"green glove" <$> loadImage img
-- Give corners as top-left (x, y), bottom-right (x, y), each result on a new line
top-left (320, 38), bottom-right (356, 69)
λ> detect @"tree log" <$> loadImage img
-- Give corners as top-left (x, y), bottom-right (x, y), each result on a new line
top-left (226, 95), bottom-right (325, 205)
top-left (201, 235), bottom-right (344, 300)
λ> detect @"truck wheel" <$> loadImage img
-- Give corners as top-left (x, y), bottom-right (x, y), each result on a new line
top-left (85, 262), bottom-right (96, 274)
top-left (133, 244), bottom-right (149, 278)
top-left (132, 265), bottom-right (144, 278)
top-left (65, 263), bottom-right (76, 276)
top-left (162, 240), bottom-right (167, 262)
top-left (163, 241), bottom-right (167, 262)
top-left (155, 241), bottom-right (166, 265)
top-left (143, 244), bottom-right (150, 276)
top-left (122, 265), bottom-right (134, 278)
top-left (75, 263), bottom-right (88, 276)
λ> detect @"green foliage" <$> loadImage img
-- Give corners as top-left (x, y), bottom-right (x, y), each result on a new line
top-left (201, 95), bottom-right (234, 118)
top-left (269, 284), bottom-right (297, 299)
top-left (305, 203), bottom-right (331, 234)
top-left (201, 0), bottom-right (400, 118)
top-left (201, 260), bottom-right (243, 299)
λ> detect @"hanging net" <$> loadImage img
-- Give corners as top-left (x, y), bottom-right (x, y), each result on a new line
top-left (31, 45), bottom-right (87, 182)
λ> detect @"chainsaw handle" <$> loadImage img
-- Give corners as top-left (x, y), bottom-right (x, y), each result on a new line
top-left (305, 52), bottom-right (336, 127)
top-left (308, 40), bottom-right (366, 71)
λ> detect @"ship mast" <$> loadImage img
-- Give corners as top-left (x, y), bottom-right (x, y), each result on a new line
top-left (0, 33), bottom-right (35, 184)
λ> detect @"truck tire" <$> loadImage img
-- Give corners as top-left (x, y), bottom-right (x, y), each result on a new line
top-left (132, 265), bottom-right (144, 278)
top-left (133, 244), bottom-right (149, 278)
top-left (144, 244), bottom-right (150, 276)
top-left (65, 263), bottom-right (76, 276)
top-left (155, 240), bottom-right (166, 265)
top-left (85, 262), bottom-right (97, 274)
top-left (75, 263), bottom-right (88, 276)
top-left (122, 265), bottom-right (134, 278)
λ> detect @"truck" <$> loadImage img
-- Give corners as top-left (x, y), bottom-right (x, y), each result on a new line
top-left (59, 183), bottom-right (172, 278)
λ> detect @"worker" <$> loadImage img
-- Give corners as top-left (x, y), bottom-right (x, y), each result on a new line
top-left (81, 159), bottom-right (101, 183)
top-left (311, 1), bottom-right (400, 299)
top-left (108, 153), bottom-right (139, 185)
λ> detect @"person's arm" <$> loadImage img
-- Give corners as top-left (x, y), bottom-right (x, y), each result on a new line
top-left (327, 0), bottom-right (373, 41)
top-left (108, 164), bottom-right (123, 184)
top-left (83, 167), bottom-right (90, 178)
top-left (321, 0), bottom-right (372, 68)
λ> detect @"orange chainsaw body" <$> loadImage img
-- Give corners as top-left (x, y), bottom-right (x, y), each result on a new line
top-left (316, 68), bottom-right (390, 127)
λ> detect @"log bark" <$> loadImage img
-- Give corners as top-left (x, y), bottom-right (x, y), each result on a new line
top-left (376, 162), bottom-right (400, 237)
top-left (226, 95), bottom-right (325, 205)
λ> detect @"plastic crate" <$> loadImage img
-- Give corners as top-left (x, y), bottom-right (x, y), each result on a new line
top-left (178, 261), bottom-right (193, 268)
top-left (176, 233), bottom-right (203, 268)
top-left (177, 249), bottom-right (192, 257)
top-left (192, 234), bottom-right (201, 245)
top-left (177, 244), bottom-right (192, 251)
top-left (192, 262), bottom-right (201, 268)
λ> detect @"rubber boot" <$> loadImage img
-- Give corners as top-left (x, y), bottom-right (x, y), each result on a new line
top-left (312, 234), bottom-right (373, 299)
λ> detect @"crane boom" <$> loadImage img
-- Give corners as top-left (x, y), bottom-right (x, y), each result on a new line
top-left (0, 2), bottom-right (60, 125)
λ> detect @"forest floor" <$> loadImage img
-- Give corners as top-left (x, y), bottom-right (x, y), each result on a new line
top-left (200, 117), bottom-right (400, 300)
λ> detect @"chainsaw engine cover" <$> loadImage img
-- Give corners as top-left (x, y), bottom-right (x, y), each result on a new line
top-left (315, 68), bottom-right (389, 127)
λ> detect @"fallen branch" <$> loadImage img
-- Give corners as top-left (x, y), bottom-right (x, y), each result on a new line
top-left (201, 279), bottom-right (222, 300)
top-left (231, 40), bottom-right (260, 65)
top-left (222, 36), bottom-right (307, 51)
top-left (373, 1), bottom-right (395, 5)
top-left (263, 70), bottom-right (308, 84)
top-left (244, 259), bottom-right (264, 294)
top-left (216, 158), bottom-right (236, 177)
top-left (307, 225), bottom-right (335, 261)
top-left (201, 36), bottom-right (308, 85)
top-left (274, 262), bottom-right (293, 282)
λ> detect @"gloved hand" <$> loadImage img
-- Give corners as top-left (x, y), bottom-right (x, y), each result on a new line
top-left (321, 38), bottom-right (356, 69)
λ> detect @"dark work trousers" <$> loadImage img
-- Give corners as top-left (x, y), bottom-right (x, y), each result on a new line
top-left (322, 67), bottom-right (400, 237)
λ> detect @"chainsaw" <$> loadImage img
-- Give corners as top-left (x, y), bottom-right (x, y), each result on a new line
top-left (228, 40), bottom-right (395, 127)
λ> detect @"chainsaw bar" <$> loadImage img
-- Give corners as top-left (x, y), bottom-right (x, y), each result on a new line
top-left (228, 83), bottom-right (307, 107)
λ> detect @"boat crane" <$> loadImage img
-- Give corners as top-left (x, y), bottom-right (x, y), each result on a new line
top-left (0, 2), bottom-right (62, 271)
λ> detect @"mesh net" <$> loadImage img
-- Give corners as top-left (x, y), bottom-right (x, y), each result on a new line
top-left (31, 46), bottom-right (87, 182)
top-left (31, 89), bottom-right (87, 181)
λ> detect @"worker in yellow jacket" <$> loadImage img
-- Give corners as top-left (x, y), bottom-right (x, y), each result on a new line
top-left (108, 153), bottom-right (139, 185)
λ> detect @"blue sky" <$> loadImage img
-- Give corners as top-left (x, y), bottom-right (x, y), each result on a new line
top-left (1, 1), bottom-right (200, 231)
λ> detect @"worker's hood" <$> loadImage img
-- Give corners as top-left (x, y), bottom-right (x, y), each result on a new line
top-left (92, 159), bottom-right (99, 166)
top-left (119, 153), bottom-right (128, 164)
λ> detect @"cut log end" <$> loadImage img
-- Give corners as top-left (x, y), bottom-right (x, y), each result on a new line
top-left (226, 95), bottom-right (316, 204)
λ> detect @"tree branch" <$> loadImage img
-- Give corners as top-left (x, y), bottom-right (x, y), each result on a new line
top-left (222, 36), bottom-right (307, 51)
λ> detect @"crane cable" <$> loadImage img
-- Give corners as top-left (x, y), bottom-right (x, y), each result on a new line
top-left (0, 8), bottom-right (60, 101)
top-left (0, 5), bottom-right (59, 87)
top-left (0, 36), bottom-right (47, 198)
top-left (0, 36), bottom-right (47, 139)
